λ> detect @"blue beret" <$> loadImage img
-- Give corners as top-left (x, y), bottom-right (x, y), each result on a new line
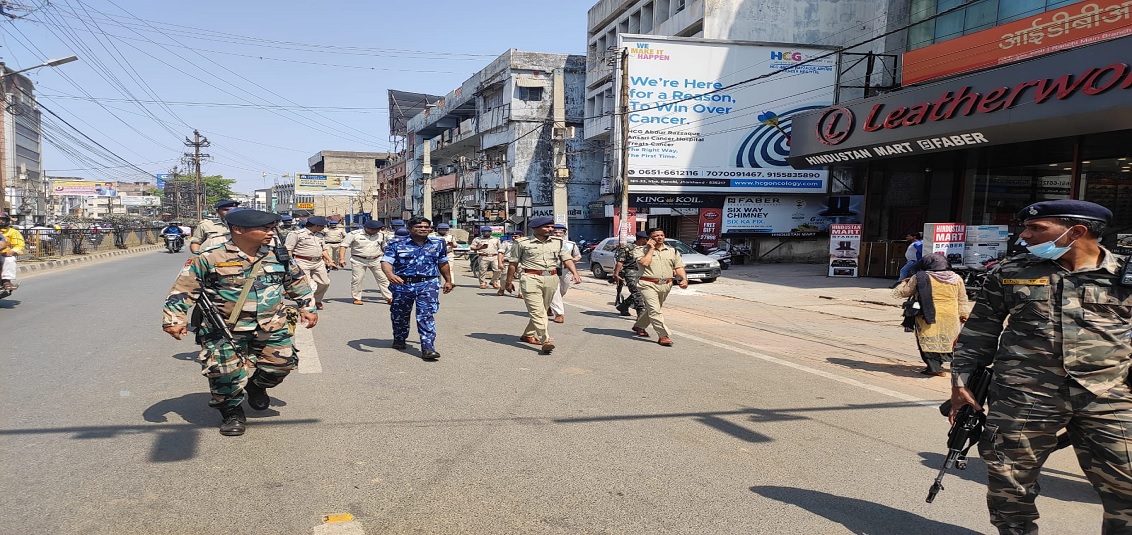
top-left (437, 223), bottom-right (450, 229)
top-left (214, 199), bottom-right (239, 209)
top-left (280, 215), bottom-right (293, 221)
top-left (226, 209), bottom-right (280, 228)
top-left (394, 228), bottom-right (409, 236)
top-left (1018, 200), bottom-right (1112, 223)
top-left (305, 216), bottom-right (328, 226)
top-left (552, 223), bottom-right (567, 230)
top-left (635, 231), bottom-right (649, 239)
top-left (327, 219), bottom-right (340, 225)
top-left (529, 216), bottom-right (554, 228)
top-left (391, 219), bottom-right (405, 227)
top-left (480, 226), bottom-right (492, 232)
top-left (363, 220), bottom-right (382, 229)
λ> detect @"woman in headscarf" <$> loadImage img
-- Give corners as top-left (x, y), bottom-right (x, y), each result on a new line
top-left (892, 252), bottom-right (969, 376)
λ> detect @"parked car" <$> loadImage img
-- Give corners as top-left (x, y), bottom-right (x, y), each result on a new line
top-left (588, 237), bottom-right (721, 283)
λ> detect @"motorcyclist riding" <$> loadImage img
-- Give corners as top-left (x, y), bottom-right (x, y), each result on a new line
top-left (162, 221), bottom-right (185, 252)
top-left (0, 212), bottom-right (25, 291)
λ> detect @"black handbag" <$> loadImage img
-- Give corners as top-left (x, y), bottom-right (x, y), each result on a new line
top-left (901, 296), bottom-right (920, 331)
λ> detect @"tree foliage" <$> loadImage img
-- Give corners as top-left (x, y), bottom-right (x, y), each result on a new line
top-left (173, 175), bottom-right (236, 215)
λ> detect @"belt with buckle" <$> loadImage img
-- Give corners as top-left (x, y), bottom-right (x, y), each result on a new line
top-left (353, 255), bottom-right (380, 259)
top-left (293, 254), bottom-right (319, 261)
top-left (399, 276), bottom-right (437, 282)
top-left (640, 277), bottom-right (672, 284)
top-left (524, 269), bottom-right (558, 276)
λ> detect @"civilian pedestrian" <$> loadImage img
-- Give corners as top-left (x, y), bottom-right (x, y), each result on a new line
top-left (892, 252), bottom-right (969, 376)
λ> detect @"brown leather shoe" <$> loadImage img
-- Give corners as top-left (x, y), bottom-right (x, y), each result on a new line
top-left (491, 283), bottom-right (500, 289)
top-left (352, 299), bottom-right (364, 305)
top-left (479, 283), bottom-right (487, 289)
top-left (553, 315), bottom-right (565, 324)
top-left (519, 336), bottom-right (541, 344)
top-left (496, 289), bottom-right (505, 296)
top-left (541, 341), bottom-right (555, 354)
top-left (316, 301), bottom-right (324, 310)
top-left (385, 297), bottom-right (393, 304)
top-left (657, 337), bottom-right (673, 346)
top-left (632, 327), bottom-right (649, 337)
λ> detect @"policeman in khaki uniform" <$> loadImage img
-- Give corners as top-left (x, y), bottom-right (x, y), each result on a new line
top-left (471, 226), bottom-right (503, 289)
top-left (339, 220), bottom-right (393, 305)
top-left (505, 216), bottom-right (581, 354)
top-left (162, 209), bottom-right (318, 436)
top-left (632, 228), bottom-right (688, 347)
top-left (951, 200), bottom-right (1132, 535)
top-left (285, 216), bottom-right (336, 309)
top-left (323, 218), bottom-right (347, 268)
top-left (189, 199), bottom-right (239, 254)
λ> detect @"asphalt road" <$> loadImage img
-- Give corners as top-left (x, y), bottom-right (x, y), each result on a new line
top-left (0, 251), bottom-right (1104, 534)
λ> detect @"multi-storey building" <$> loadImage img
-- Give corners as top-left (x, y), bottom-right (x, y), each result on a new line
top-left (406, 50), bottom-right (604, 238)
top-left (287, 151), bottom-right (392, 223)
top-left (0, 66), bottom-right (45, 222)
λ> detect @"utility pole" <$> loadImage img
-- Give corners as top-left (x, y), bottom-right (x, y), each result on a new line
top-left (617, 47), bottom-right (631, 242)
top-left (184, 130), bottom-right (210, 221)
top-left (551, 68), bottom-right (570, 234)
top-left (420, 142), bottom-right (433, 219)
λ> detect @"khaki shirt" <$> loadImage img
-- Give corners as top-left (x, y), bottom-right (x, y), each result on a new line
top-left (341, 229), bottom-right (386, 258)
top-left (635, 244), bottom-right (684, 281)
top-left (510, 236), bottom-right (569, 271)
top-left (190, 218), bottom-right (228, 245)
top-left (285, 227), bottom-right (326, 259)
top-left (323, 227), bottom-right (347, 243)
top-left (471, 236), bottom-right (501, 256)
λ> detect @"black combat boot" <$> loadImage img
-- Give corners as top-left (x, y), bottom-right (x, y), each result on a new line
top-left (244, 381), bottom-right (270, 411)
top-left (218, 406), bottom-right (246, 436)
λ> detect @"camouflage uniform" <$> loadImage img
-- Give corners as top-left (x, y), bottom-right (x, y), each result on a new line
top-left (509, 236), bottom-right (569, 344)
top-left (953, 250), bottom-right (1132, 535)
top-left (190, 218), bottom-right (229, 251)
top-left (615, 243), bottom-right (645, 313)
top-left (162, 242), bottom-right (316, 410)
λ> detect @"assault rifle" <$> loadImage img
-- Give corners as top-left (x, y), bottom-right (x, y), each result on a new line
top-left (926, 367), bottom-right (992, 503)
top-left (191, 283), bottom-right (235, 345)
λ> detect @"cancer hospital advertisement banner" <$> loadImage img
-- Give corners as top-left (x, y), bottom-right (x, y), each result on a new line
top-left (50, 179), bottom-right (122, 196)
top-left (295, 173), bottom-right (363, 196)
top-left (619, 35), bottom-right (837, 194)
top-left (722, 195), bottom-right (863, 237)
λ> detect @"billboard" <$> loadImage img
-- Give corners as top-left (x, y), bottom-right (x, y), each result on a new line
top-left (721, 194), bottom-right (863, 237)
top-left (618, 35), bottom-right (838, 194)
top-left (902, 0), bottom-right (1132, 85)
top-left (295, 173), bottom-right (363, 196)
top-left (50, 179), bottom-right (120, 196)
top-left (120, 195), bottom-right (161, 207)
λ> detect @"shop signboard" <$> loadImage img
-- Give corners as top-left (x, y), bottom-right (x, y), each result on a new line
top-left (828, 223), bottom-right (862, 277)
top-left (618, 34), bottom-right (836, 194)
top-left (296, 202), bottom-right (315, 210)
top-left (629, 193), bottom-right (725, 208)
top-left (903, 0), bottom-right (1132, 85)
top-left (964, 224), bottom-right (1010, 266)
top-left (925, 223), bottom-right (967, 265)
top-left (697, 208), bottom-right (723, 249)
top-left (721, 194), bottom-right (863, 236)
top-left (295, 173), bottom-right (363, 196)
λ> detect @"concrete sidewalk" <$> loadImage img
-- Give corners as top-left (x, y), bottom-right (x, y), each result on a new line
top-left (15, 244), bottom-right (165, 275)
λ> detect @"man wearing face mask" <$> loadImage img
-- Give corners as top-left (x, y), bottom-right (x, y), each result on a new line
top-left (950, 199), bottom-right (1132, 535)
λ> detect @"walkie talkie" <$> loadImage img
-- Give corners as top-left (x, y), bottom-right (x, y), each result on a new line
top-left (273, 235), bottom-right (292, 272)
top-left (1120, 257), bottom-right (1132, 287)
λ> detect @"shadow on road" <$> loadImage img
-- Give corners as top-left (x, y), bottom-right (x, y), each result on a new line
top-left (0, 298), bottom-right (21, 309)
top-left (466, 332), bottom-right (546, 354)
top-left (917, 452), bottom-right (1099, 504)
top-left (347, 338), bottom-right (391, 353)
top-left (582, 326), bottom-right (653, 341)
top-left (750, 485), bottom-right (982, 534)
top-left (495, 310), bottom-right (529, 317)
top-left (579, 310), bottom-right (625, 319)
top-left (171, 351), bottom-right (198, 361)
top-left (826, 357), bottom-right (928, 378)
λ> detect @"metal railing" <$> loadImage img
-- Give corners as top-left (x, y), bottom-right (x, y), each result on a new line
top-left (16, 227), bottom-right (163, 260)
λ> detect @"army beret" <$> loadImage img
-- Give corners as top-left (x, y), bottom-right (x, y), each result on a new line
top-left (226, 209), bottom-right (281, 228)
top-left (553, 223), bottom-right (567, 230)
top-left (635, 231), bottom-right (649, 239)
top-left (305, 216), bottom-right (328, 226)
top-left (529, 216), bottom-right (554, 228)
top-left (214, 199), bottom-right (240, 209)
top-left (1018, 200), bottom-right (1112, 223)
top-left (480, 225), bottom-right (492, 232)
top-left (394, 228), bottom-right (409, 236)
top-left (391, 219), bottom-right (405, 227)
top-left (363, 220), bottom-right (382, 229)
top-left (437, 223), bottom-right (450, 229)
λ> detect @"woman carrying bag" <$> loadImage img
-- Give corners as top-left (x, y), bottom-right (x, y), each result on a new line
top-left (892, 253), bottom-right (969, 376)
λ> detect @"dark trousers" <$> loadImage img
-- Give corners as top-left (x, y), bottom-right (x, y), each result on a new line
top-left (616, 273), bottom-right (644, 311)
top-left (390, 280), bottom-right (440, 349)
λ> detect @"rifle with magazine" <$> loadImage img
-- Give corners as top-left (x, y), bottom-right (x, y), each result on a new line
top-left (926, 367), bottom-right (992, 503)
top-left (190, 282), bottom-right (235, 345)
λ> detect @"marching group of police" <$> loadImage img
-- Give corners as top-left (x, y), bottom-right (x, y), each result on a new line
top-left (155, 198), bottom-right (1132, 535)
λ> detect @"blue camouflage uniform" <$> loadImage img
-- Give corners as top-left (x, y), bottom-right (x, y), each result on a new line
top-left (381, 234), bottom-right (449, 350)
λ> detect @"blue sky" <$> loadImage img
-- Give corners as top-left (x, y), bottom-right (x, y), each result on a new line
top-left (1, 0), bottom-right (589, 192)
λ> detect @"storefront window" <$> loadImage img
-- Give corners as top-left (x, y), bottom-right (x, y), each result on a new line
top-left (971, 163), bottom-right (1072, 225)
top-left (1082, 158), bottom-right (1132, 233)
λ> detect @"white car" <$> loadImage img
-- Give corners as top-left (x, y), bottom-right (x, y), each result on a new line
top-left (588, 237), bottom-right (721, 283)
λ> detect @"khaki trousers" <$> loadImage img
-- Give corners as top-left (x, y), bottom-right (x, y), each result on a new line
top-left (519, 273), bottom-right (558, 342)
top-left (548, 273), bottom-right (572, 316)
top-left (478, 255), bottom-right (502, 286)
top-left (634, 280), bottom-right (673, 338)
top-left (350, 257), bottom-right (391, 300)
top-left (295, 258), bottom-right (330, 303)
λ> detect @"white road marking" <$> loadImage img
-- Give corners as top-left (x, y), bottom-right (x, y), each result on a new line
top-left (569, 302), bottom-right (928, 405)
top-left (313, 520), bottom-right (365, 535)
top-left (294, 325), bottom-right (322, 374)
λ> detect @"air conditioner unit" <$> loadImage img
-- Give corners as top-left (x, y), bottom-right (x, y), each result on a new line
top-left (553, 127), bottom-right (568, 140)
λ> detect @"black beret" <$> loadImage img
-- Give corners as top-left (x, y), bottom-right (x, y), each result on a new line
top-left (214, 199), bottom-right (239, 209)
top-left (1018, 200), bottom-right (1112, 223)
top-left (363, 220), bottom-right (382, 229)
top-left (635, 231), bottom-right (649, 239)
top-left (226, 209), bottom-right (281, 228)
top-left (305, 216), bottom-right (328, 226)
top-left (529, 216), bottom-right (554, 228)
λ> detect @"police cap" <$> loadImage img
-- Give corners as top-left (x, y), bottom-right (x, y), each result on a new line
top-left (280, 215), bottom-right (294, 221)
top-left (214, 199), bottom-right (240, 210)
top-left (391, 219), bottom-right (406, 227)
top-left (1018, 200), bottom-right (1112, 223)
top-left (529, 216), bottom-right (554, 228)
top-left (635, 231), bottom-right (649, 239)
top-left (226, 209), bottom-right (281, 228)
top-left (437, 223), bottom-right (450, 229)
top-left (327, 219), bottom-right (340, 226)
top-left (363, 220), bottom-right (382, 230)
top-left (552, 223), bottom-right (567, 230)
top-left (394, 228), bottom-right (409, 236)
top-left (305, 216), bottom-right (328, 227)
top-left (510, 229), bottom-right (523, 235)
top-left (480, 225), bottom-right (492, 232)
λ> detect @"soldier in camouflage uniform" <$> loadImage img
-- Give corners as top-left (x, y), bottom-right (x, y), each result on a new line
top-left (951, 200), bottom-right (1132, 535)
top-left (189, 199), bottom-right (239, 254)
top-left (613, 232), bottom-right (649, 316)
top-left (163, 209), bottom-right (319, 436)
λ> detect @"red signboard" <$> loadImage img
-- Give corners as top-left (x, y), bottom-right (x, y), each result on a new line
top-left (697, 208), bottom-right (723, 249)
top-left (902, 0), bottom-right (1132, 85)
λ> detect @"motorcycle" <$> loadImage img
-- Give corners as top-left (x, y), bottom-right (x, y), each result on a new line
top-left (164, 233), bottom-right (184, 253)
top-left (951, 258), bottom-right (1000, 301)
top-left (706, 248), bottom-right (732, 270)
top-left (0, 256), bottom-right (16, 300)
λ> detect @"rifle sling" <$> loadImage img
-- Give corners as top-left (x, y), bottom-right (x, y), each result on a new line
top-left (227, 258), bottom-right (265, 327)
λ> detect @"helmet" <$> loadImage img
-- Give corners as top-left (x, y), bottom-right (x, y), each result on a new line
top-left (0, 212), bottom-right (9, 219)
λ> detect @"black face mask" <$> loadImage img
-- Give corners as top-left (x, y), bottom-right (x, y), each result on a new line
top-left (0, 220), bottom-right (9, 228)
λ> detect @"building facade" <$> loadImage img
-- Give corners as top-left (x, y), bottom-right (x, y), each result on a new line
top-left (788, 0), bottom-right (1132, 275)
top-left (406, 50), bottom-right (604, 238)
top-left (0, 67), bottom-right (45, 222)
top-left (281, 151), bottom-right (392, 222)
